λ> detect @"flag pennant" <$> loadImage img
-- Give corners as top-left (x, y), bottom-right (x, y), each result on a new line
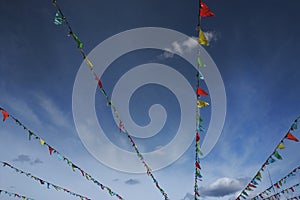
top-left (1, 109), bottom-right (9, 121)
top-left (291, 120), bottom-right (298, 131)
top-left (197, 100), bottom-right (209, 108)
top-left (197, 71), bottom-right (204, 80)
top-left (54, 11), bottom-right (64, 25)
top-left (197, 55), bottom-right (206, 67)
top-left (70, 32), bottom-right (83, 49)
top-left (277, 143), bottom-right (286, 149)
top-left (84, 56), bottom-right (94, 69)
top-left (198, 29), bottom-right (209, 46)
top-left (196, 132), bottom-right (200, 142)
top-left (268, 156), bottom-right (276, 164)
top-left (196, 87), bottom-right (208, 96)
top-left (285, 132), bottom-right (299, 142)
top-left (200, 2), bottom-right (215, 17)
top-left (273, 151), bottom-right (283, 160)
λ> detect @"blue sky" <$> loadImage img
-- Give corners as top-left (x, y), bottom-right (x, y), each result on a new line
top-left (1, 0), bottom-right (300, 200)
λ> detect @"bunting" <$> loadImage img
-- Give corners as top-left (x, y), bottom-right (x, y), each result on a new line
top-left (236, 116), bottom-right (300, 200)
top-left (0, 189), bottom-right (34, 200)
top-left (51, 1), bottom-right (169, 199)
top-left (0, 107), bottom-right (124, 200)
top-left (1, 161), bottom-right (91, 200)
top-left (252, 165), bottom-right (300, 199)
top-left (263, 182), bottom-right (300, 200)
top-left (194, 1), bottom-right (214, 199)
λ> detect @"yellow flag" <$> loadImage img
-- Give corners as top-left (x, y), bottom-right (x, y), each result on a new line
top-left (198, 29), bottom-right (209, 46)
top-left (39, 138), bottom-right (45, 145)
top-left (84, 56), bottom-right (94, 69)
top-left (277, 143), bottom-right (286, 149)
top-left (197, 100), bottom-right (209, 108)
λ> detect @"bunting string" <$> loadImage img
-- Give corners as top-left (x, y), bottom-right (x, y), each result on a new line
top-left (0, 106), bottom-right (124, 200)
top-left (194, 0), bottom-right (214, 199)
top-left (51, 0), bottom-right (169, 199)
top-left (0, 189), bottom-right (34, 200)
top-left (1, 161), bottom-right (91, 200)
top-left (236, 116), bottom-right (300, 200)
top-left (252, 165), bottom-right (300, 200)
top-left (262, 182), bottom-right (300, 200)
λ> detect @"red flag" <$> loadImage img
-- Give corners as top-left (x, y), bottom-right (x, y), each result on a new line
top-left (48, 146), bottom-right (54, 155)
top-left (195, 161), bottom-right (201, 169)
top-left (290, 187), bottom-right (295, 192)
top-left (196, 132), bottom-right (200, 142)
top-left (196, 87), bottom-right (208, 96)
top-left (274, 183), bottom-right (280, 189)
top-left (200, 2), bottom-right (215, 17)
top-left (249, 183), bottom-right (257, 188)
top-left (1, 109), bottom-right (9, 121)
top-left (285, 132), bottom-right (299, 142)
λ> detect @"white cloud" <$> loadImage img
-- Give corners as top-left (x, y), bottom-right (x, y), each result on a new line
top-left (159, 37), bottom-right (199, 59)
top-left (200, 177), bottom-right (248, 197)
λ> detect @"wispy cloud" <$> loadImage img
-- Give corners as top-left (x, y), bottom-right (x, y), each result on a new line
top-left (35, 94), bottom-right (72, 130)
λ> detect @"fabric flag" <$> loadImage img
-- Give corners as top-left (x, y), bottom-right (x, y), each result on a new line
top-left (268, 157), bottom-right (276, 164)
top-left (195, 161), bottom-right (201, 169)
top-left (48, 146), bottom-right (54, 155)
top-left (196, 87), bottom-right (208, 96)
top-left (71, 33), bottom-right (83, 49)
top-left (277, 143), bottom-right (286, 149)
top-left (291, 120), bottom-right (298, 131)
top-left (197, 100), bottom-right (209, 108)
top-left (54, 11), bottom-right (64, 25)
top-left (84, 56), bottom-right (94, 69)
top-left (197, 55), bottom-right (206, 67)
top-left (1, 109), bottom-right (9, 121)
top-left (285, 132), bottom-right (299, 142)
top-left (200, 2), bottom-right (215, 17)
top-left (39, 138), bottom-right (45, 145)
top-left (196, 132), bottom-right (200, 142)
top-left (198, 29), bottom-right (209, 46)
top-left (273, 151), bottom-right (283, 160)
top-left (197, 71), bottom-right (204, 80)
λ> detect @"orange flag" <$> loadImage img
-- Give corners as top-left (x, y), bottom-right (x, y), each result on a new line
top-left (285, 132), bottom-right (299, 142)
top-left (1, 109), bottom-right (9, 121)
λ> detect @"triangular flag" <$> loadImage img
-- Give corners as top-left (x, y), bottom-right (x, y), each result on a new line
top-left (197, 71), bottom-right (204, 80)
top-left (196, 132), bottom-right (200, 142)
top-left (48, 146), bottom-right (54, 155)
top-left (196, 87), bottom-right (208, 96)
top-left (285, 132), bottom-right (299, 142)
top-left (84, 56), bottom-right (94, 69)
top-left (197, 55), bottom-right (206, 67)
top-left (39, 138), bottom-right (45, 145)
top-left (54, 11), bottom-right (64, 25)
top-left (198, 29), bottom-right (209, 46)
top-left (197, 100), bottom-right (209, 108)
top-left (291, 120), bottom-right (298, 131)
top-left (1, 109), bottom-right (9, 121)
top-left (277, 143), bottom-right (286, 149)
top-left (71, 33), bottom-right (83, 49)
top-left (268, 157), bottom-right (276, 164)
top-left (273, 151), bottom-right (283, 160)
top-left (195, 161), bottom-right (201, 169)
top-left (200, 2), bottom-right (215, 17)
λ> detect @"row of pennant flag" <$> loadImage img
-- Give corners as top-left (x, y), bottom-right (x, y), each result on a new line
top-left (194, 0), bottom-right (215, 199)
top-left (52, 0), bottom-right (169, 199)
top-left (1, 161), bottom-right (91, 200)
top-left (0, 190), bottom-right (34, 200)
top-left (236, 116), bottom-right (300, 200)
top-left (252, 166), bottom-right (300, 199)
top-left (1, 106), bottom-right (123, 200)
